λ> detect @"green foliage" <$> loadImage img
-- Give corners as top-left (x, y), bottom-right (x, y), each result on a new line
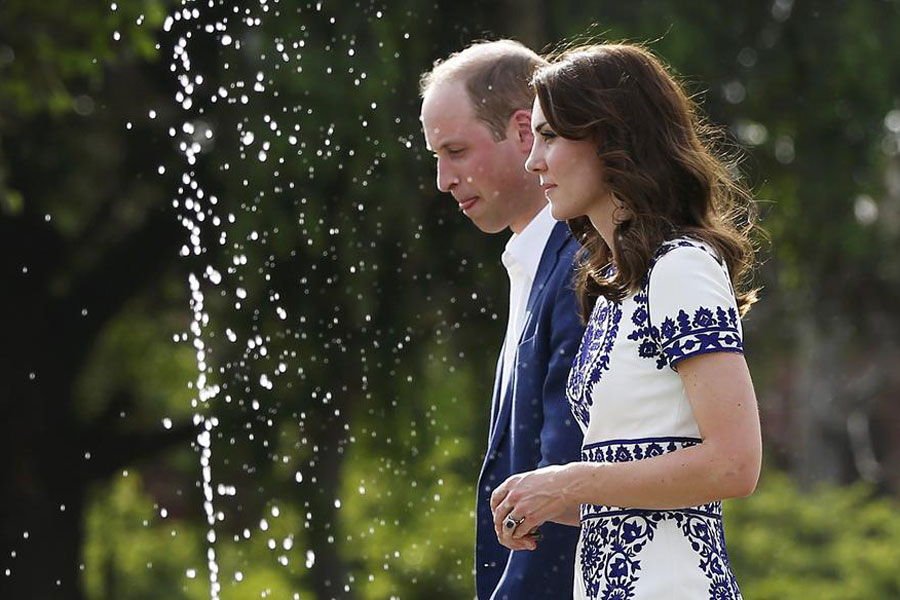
top-left (75, 291), bottom-right (197, 426)
top-left (83, 471), bottom-right (208, 600)
top-left (726, 472), bottom-right (900, 599)
top-left (0, 0), bottom-right (167, 120)
top-left (338, 345), bottom-right (481, 598)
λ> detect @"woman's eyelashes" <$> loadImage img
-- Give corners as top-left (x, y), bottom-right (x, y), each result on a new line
top-left (538, 129), bottom-right (557, 141)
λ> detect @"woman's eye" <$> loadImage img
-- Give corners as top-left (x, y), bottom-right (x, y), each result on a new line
top-left (540, 131), bottom-right (557, 140)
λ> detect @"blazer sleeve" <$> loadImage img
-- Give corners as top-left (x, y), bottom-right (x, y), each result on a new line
top-left (489, 522), bottom-right (579, 599)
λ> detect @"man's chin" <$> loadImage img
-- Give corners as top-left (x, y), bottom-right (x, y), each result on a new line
top-left (470, 217), bottom-right (507, 235)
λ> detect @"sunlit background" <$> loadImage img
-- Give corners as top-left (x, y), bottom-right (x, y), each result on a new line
top-left (3, 1), bottom-right (900, 598)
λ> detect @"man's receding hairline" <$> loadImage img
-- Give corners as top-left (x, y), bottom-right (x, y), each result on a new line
top-left (420, 40), bottom-right (544, 96)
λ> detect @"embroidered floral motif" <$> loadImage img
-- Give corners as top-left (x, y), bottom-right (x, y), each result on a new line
top-left (626, 287), bottom-right (659, 363)
top-left (578, 438), bottom-right (741, 600)
top-left (566, 298), bottom-right (622, 428)
top-left (658, 305), bottom-right (742, 368)
top-left (628, 239), bottom-right (741, 371)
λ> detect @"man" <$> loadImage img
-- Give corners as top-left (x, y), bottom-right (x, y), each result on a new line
top-left (419, 40), bottom-right (584, 599)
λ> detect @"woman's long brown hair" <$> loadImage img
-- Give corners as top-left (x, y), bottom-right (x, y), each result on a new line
top-left (531, 43), bottom-right (761, 321)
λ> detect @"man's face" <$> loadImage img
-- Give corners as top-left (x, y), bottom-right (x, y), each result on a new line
top-left (420, 80), bottom-right (532, 234)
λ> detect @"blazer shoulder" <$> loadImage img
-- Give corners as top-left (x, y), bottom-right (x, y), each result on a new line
top-left (548, 232), bottom-right (580, 285)
top-left (535, 239), bottom-right (579, 316)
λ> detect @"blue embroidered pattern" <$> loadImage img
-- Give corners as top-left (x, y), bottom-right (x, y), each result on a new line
top-left (566, 297), bottom-right (622, 429)
top-left (627, 239), bottom-right (742, 371)
top-left (658, 305), bottom-right (741, 369)
top-left (578, 438), bottom-right (741, 600)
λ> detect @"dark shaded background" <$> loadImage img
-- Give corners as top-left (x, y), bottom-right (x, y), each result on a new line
top-left (3, 0), bottom-right (900, 598)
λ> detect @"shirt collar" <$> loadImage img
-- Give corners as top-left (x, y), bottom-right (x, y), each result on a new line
top-left (501, 203), bottom-right (556, 280)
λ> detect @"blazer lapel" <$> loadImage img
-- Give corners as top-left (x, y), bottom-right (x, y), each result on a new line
top-left (519, 221), bottom-right (569, 341)
top-left (483, 222), bottom-right (571, 462)
top-left (487, 338), bottom-right (505, 444)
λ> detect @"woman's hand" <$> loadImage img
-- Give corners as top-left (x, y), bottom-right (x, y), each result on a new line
top-left (490, 463), bottom-right (583, 550)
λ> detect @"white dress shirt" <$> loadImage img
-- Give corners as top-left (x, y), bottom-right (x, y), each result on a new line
top-left (498, 203), bottom-right (557, 402)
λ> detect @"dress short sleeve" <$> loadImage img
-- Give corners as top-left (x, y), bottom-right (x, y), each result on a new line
top-left (648, 242), bottom-right (743, 370)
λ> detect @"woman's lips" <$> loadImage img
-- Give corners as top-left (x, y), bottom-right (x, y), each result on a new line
top-left (541, 184), bottom-right (557, 196)
top-left (458, 196), bottom-right (478, 212)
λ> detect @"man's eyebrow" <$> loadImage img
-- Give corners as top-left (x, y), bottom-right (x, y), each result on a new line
top-left (436, 140), bottom-right (463, 151)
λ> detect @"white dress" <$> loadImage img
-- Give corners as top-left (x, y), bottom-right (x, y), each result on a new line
top-left (568, 238), bottom-right (744, 600)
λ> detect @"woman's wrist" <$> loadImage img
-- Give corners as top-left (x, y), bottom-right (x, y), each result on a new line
top-left (560, 461), bottom-right (599, 507)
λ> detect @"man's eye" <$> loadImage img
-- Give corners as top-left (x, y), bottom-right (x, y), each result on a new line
top-left (448, 148), bottom-right (464, 156)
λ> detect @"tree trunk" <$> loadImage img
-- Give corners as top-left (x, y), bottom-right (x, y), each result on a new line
top-left (791, 315), bottom-right (846, 488)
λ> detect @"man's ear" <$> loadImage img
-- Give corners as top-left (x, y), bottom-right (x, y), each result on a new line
top-left (509, 109), bottom-right (534, 151)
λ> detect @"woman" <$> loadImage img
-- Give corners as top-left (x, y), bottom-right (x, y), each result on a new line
top-left (490, 43), bottom-right (762, 599)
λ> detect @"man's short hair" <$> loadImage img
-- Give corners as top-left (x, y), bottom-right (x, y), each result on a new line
top-left (420, 39), bottom-right (547, 141)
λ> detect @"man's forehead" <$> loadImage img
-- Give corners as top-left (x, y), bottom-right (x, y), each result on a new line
top-left (420, 84), bottom-right (482, 147)
top-left (421, 79), bottom-right (471, 119)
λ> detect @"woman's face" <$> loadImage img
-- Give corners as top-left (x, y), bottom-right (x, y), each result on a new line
top-left (524, 98), bottom-right (611, 223)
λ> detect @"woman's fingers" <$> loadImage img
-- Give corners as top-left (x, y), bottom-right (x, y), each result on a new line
top-left (497, 526), bottom-right (537, 551)
top-left (490, 476), bottom-right (515, 513)
top-left (511, 515), bottom-right (541, 540)
top-left (493, 497), bottom-right (516, 540)
top-left (490, 472), bottom-right (548, 550)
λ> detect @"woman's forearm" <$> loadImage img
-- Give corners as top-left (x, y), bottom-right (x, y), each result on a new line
top-left (563, 440), bottom-right (760, 510)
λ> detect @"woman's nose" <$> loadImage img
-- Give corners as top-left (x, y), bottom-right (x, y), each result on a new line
top-left (525, 147), bottom-right (544, 173)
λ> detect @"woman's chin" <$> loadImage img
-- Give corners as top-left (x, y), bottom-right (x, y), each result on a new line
top-left (548, 203), bottom-right (575, 222)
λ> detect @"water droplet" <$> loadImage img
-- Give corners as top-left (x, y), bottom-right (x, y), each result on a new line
top-left (259, 374), bottom-right (273, 390)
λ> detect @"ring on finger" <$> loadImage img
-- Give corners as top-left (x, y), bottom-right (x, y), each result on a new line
top-left (503, 515), bottom-right (526, 530)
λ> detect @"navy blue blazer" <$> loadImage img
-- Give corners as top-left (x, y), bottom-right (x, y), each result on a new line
top-left (475, 221), bottom-right (585, 600)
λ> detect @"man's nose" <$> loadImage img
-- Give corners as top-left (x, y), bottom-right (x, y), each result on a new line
top-left (436, 160), bottom-right (458, 193)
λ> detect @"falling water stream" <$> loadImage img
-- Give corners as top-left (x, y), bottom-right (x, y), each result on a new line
top-left (123, 0), bottom-right (495, 596)
top-left (156, 1), bottom-right (456, 597)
